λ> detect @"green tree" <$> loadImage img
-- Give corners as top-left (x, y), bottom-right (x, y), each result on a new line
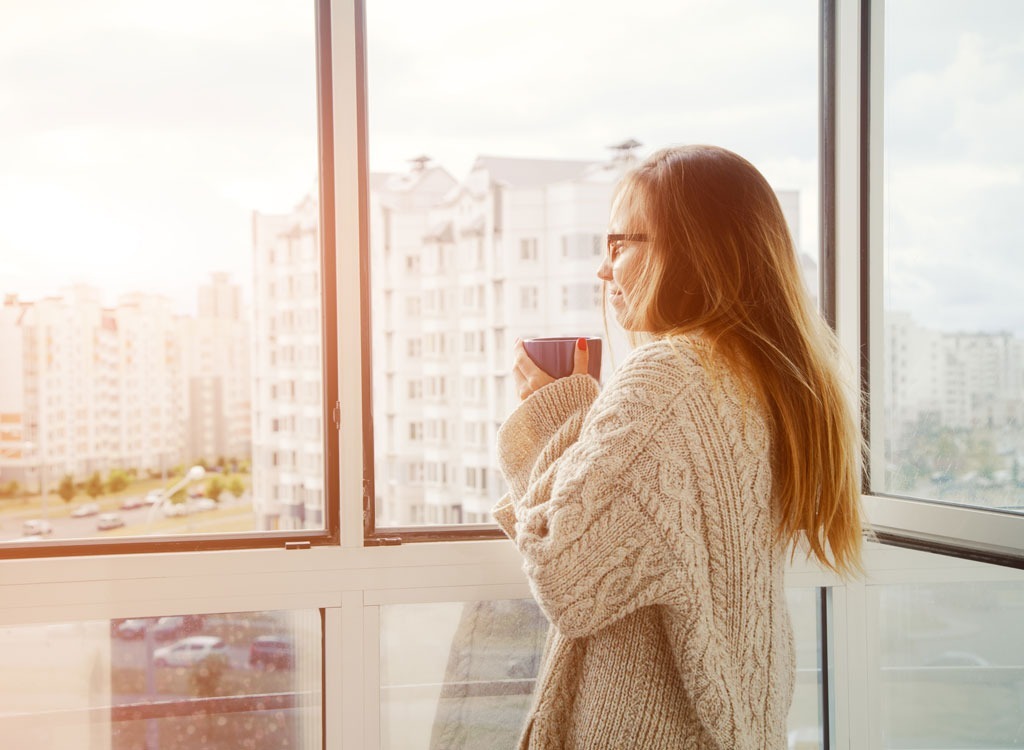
top-left (205, 476), bottom-right (226, 502)
top-left (57, 474), bottom-right (76, 504)
top-left (106, 468), bottom-right (130, 494)
top-left (226, 476), bottom-right (246, 499)
top-left (85, 471), bottom-right (104, 499)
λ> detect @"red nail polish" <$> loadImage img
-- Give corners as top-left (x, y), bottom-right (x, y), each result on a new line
top-left (577, 338), bottom-right (587, 351)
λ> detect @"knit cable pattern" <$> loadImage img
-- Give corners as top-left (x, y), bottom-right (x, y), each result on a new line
top-left (495, 337), bottom-right (795, 749)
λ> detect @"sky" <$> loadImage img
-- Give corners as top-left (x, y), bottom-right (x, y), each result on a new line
top-left (0, 0), bottom-right (1020, 334)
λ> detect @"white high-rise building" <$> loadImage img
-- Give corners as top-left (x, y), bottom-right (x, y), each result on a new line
top-left (247, 151), bottom-right (809, 529)
top-left (251, 194), bottom-right (325, 530)
top-left (371, 153), bottom-right (639, 526)
top-left (0, 286), bottom-right (187, 487)
top-left (180, 273), bottom-right (252, 467)
top-left (110, 292), bottom-right (186, 475)
top-left (885, 312), bottom-right (1024, 438)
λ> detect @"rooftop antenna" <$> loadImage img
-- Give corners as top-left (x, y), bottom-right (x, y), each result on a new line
top-left (408, 155), bottom-right (431, 173)
top-left (608, 138), bottom-right (642, 162)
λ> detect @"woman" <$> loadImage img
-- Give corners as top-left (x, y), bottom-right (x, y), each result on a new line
top-left (494, 145), bottom-right (864, 749)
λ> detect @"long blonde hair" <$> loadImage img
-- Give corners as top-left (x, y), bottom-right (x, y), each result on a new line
top-left (611, 145), bottom-right (865, 577)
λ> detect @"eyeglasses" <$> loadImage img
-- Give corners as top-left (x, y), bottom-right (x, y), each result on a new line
top-left (606, 233), bottom-right (649, 257)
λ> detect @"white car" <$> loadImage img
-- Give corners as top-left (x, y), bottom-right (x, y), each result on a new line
top-left (115, 618), bottom-right (150, 639)
top-left (21, 519), bottom-right (53, 536)
top-left (71, 502), bottom-right (100, 518)
top-left (162, 503), bottom-right (191, 517)
top-left (96, 512), bottom-right (125, 530)
top-left (153, 635), bottom-right (227, 667)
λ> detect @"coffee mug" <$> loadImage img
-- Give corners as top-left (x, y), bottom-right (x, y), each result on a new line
top-left (522, 337), bottom-right (602, 381)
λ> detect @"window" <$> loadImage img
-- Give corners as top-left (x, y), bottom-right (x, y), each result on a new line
top-left (561, 282), bottom-right (603, 314)
top-left (519, 286), bottom-right (539, 312)
top-left (864, 0), bottom-right (1024, 564)
top-left (364, 0), bottom-right (819, 534)
top-left (8, 4), bottom-right (1023, 749)
top-left (0, 0), bottom-right (332, 553)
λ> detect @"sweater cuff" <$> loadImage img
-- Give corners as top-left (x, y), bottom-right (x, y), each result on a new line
top-left (492, 494), bottom-right (517, 539)
top-left (496, 374), bottom-right (599, 497)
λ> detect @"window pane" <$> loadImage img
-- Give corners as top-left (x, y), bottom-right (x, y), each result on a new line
top-left (876, 577), bottom-right (1024, 748)
top-left (0, 1), bottom-right (326, 544)
top-left (379, 593), bottom-right (822, 747)
top-left (787, 588), bottom-right (825, 749)
top-left (366, 0), bottom-right (820, 527)
top-left (879, 1), bottom-right (1024, 513)
top-left (380, 600), bottom-right (546, 748)
top-left (0, 608), bottom-right (321, 749)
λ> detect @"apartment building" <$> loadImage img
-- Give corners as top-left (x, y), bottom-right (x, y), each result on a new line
top-left (369, 153), bottom-right (637, 526)
top-left (367, 151), bottom-right (810, 528)
top-left (0, 281), bottom-right (252, 489)
top-left (885, 311), bottom-right (1024, 439)
top-left (251, 194), bottom-right (325, 530)
top-left (180, 273), bottom-right (252, 466)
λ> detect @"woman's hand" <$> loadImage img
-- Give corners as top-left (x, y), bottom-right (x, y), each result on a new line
top-left (513, 338), bottom-right (590, 401)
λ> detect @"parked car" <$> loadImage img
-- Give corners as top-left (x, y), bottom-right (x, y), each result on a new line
top-left (71, 502), bottom-right (100, 518)
top-left (162, 503), bottom-right (190, 518)
top-left (21, 519), bottom-right (53, 536)
top-left (152, 615), bottom-right (204, 641)
top-left (144, 491), bottom-right (164, 505)
top-left (96, 512), bottom-right (125, 530)
top-left (114, 618), bottom-right (150, 639)
top-left (153, 636), bottom-right (227, 668)
top-left (249, 635), bottom-right (295, 670)
top-left (193, 498), bottom-right (217, 512)
top-left (120, 496), bottom-right (145, 510)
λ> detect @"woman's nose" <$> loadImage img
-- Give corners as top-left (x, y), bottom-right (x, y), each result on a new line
top-left (596, 257), bottom-right (612, 281)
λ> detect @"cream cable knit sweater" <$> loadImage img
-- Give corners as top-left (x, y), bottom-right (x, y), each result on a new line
top-left (494, 337), bottom-right (795, 749)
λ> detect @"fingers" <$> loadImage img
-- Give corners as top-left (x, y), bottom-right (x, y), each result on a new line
top-left (571, 337), bottom-right (590, 377)
top-left (512, 339), bottom-right (554, 400)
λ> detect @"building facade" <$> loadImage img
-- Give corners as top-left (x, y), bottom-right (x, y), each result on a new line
top-left (251, 195), bottom-right (325, 530)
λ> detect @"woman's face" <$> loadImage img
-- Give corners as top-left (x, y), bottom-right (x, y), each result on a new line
top-left (597, 195), bottom-right (648, 330)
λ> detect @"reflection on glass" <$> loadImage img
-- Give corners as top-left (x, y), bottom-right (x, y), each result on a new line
top-left (0, 609), bottom-right (321, 749)
top-left (380, 593), bottom-right (822, 748)
top-left (0, 1), bottom-right (324, 543)
top-left (881, 1), bottom-right (1024, 512)
top-left (365, 0), bottom-right (820, 527)
top-left (787, 588), bottom-right (824, 749)
top-left (380, 600), bottom-right (547, 749)
top-left (877, 579), bottom-right (1024, 748)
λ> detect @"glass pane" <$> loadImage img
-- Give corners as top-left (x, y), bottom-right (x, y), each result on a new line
top-left (787, 588), bottom-right (825, 749)
top-left (380, 593), bottom-right (822, 748)
top-left (879, 1), bottom-right (1024, 513)
top-left (366, 0), bottom-right (820, 527)
top-left (0, 1), bottom-right (326, 544)
top-left (380, 600), bottom-right (546, 749)
top-left (876, 577), bottom-right (1024, 748)
top-left (0, 608), bottom-right (322, 749)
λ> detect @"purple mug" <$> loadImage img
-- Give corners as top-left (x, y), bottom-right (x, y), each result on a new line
top-left (522, 337), bottom-right (602, 381)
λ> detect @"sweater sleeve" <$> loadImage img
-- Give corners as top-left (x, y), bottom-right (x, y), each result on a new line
top-left (495, 349), bottom-right (690, 639)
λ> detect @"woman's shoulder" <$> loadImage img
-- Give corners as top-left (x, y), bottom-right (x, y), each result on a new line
top-left (614, 335), bottom-right (708, 381)
top-left (611, 335), bottom-right (759, 412)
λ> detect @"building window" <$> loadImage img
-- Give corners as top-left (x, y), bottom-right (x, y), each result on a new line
top-left (519, 237), bottom-right (538, 261)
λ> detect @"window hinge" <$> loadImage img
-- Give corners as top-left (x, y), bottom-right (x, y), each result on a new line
top-left (332, 400), bottom-right (341, 431)
top-left (284, 541), bottom-right (311, 551)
